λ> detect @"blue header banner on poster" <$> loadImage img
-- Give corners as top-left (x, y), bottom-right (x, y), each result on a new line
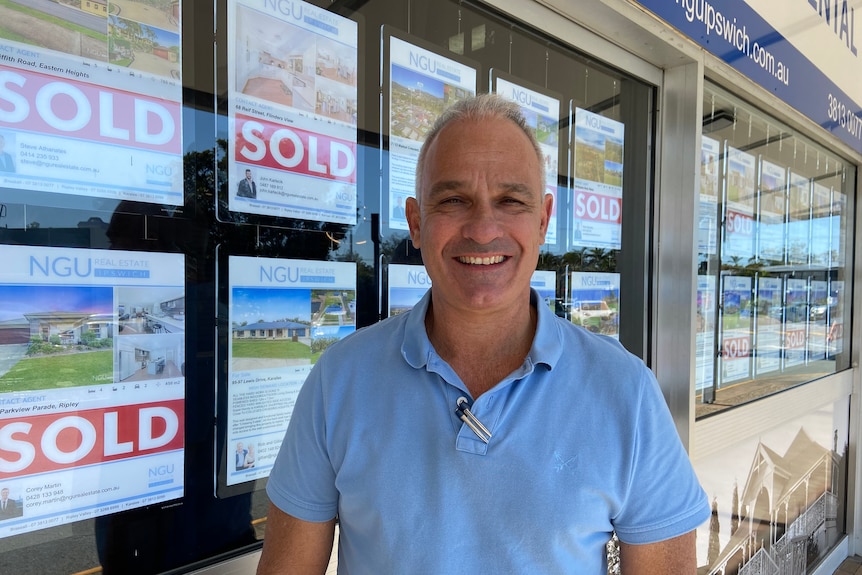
top-left (632, 0), bottom-right (862, 155)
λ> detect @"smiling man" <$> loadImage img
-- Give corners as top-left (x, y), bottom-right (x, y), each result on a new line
top-left (258, 94), bottom-right (709, 574)
top-left (407, 102), bottom-right (552, 399)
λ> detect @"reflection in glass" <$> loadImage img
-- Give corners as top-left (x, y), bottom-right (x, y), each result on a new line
top-left (697, 83), bottom-right (854, 416)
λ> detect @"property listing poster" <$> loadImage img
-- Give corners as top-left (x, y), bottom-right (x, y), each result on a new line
top-left (386, 33), bottom-right (476, 231)
top-left (830, 191), bottom-right (847, 268)
top-left (226, 256), bottom-right (355, 486)
top-left (492, 74), bottom-right (560, 245)
top-left (0, 2), bottom-right (183, 205)
top-left (695, 275), bottom-right (716, 392)
top-left (808, 279), bottom-right (829, 361)
top-left (787, 172), bottom-right (811, 265)
top-left (810, 182), bottom-right (832, 267)
top-left (692, 398), bottom-right (847, 573)
top-left (719, 275), bottom-right (752, 384)
top-left (0, 245), bottom-right (185, 539)
top-left (757, 159), bottom-right (787, 264)
top-left (571, 108), bottom-right (624, 250)
top-left (782, 278), bottom-right (808, 369)
top-left (698, 136), bottom-right (720, 255)
top-left (828, 280), bottom-right (845, 357)
top-left (388, 263), bottom-right (431, 317)
top-left (754, 276), bottom-right (782, 376)
top-left (722, 146), bottom-right (756, 262)
top-left (569, 272), bottom-right (619, 339)
top-left (228, 0), bottom-right (358, 224)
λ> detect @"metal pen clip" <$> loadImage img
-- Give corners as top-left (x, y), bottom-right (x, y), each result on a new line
top-left (455, 396), bottom-right (492, 444)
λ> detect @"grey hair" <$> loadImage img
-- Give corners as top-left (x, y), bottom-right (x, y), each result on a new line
top-left (414, 93), bottom-right (546, 202)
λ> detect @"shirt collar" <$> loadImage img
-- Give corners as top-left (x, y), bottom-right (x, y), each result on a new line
top-left (401, 288), bottom-right (564, 371)
top-left (529, 289), bottom-right (564, 371)
top-left (401, 290), bottom-right (433, 369)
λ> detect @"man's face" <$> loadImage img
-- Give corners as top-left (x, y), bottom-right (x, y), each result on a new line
top-left (236, 442), bottom-right (243, 453)
top-left (245, 171), bottom-right (252, 180)
top-left (1, 489), bottom-right (8, 500)
top-left (407, 117), bottom-right (551, 313)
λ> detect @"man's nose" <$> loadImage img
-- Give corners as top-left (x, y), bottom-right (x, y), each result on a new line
top-left (462, 200), bottom-right (503, 244)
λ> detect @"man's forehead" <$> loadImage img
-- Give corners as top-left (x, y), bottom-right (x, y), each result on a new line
top-left (436, 116), bottom-right (524, 141)
top-left (419, 116), bottom-right (541, 193)
top-left (431, 119), bottom-right (537, 161)
top-left (424, 146), bottom-right (541, 186)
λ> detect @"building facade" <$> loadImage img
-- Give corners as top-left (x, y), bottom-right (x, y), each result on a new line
top-left (0, 0), bottom-right (858, 574)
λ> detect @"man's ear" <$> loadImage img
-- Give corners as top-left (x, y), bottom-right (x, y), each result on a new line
top-left (406, 196), bottom-right (421, 248)
top-left (539, 192), bottom-right (554, 244)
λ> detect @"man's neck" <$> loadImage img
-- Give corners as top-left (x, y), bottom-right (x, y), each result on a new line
top-left (424, 293), bottom-right (537, 398)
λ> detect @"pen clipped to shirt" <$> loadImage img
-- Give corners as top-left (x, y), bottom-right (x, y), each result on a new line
top-left (455, 396), bottom-right (492, 444)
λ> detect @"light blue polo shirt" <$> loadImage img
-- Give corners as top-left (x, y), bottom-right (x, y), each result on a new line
top-left (267, 290), bottom-right (710, 574)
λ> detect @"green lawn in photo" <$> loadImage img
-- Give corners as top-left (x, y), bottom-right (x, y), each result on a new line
top-left (604, 172), bottom-right (622, 187)
top-left (605, 140), bottom-right (624, 164)
top-left (0, 25), bottom-right (29, 43)
top-left (722, 314), bottom-right (744, 330)
top-left (0, 350), bottom-right (113, 392)
top-left (232, 339), bottom-right (322, 363)
top-left (0, 0), bottom-right (107, 42)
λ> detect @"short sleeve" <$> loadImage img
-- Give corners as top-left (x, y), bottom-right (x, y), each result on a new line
top-left (612, 367), bottom-right (711, 544)
top-left (265, 360), bottom-right (339, 522)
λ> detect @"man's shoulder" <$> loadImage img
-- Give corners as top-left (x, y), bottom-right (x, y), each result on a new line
top-left (307, 313), bottom-right (415, 397)
top-left (548, 315), bottom-right (648, 376)
top-left (552, 314), bottom-right (629, 352)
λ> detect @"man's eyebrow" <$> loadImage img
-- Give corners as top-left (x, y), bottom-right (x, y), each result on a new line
top-left (498, 182), bottom-right (533, 196)
top-left (427, 180), bottom-right (465, 198)
top-left (426, 181), bottom-right (534, 198)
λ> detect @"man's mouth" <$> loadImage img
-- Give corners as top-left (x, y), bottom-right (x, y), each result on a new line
top-left (457, 255), bottom-right (506, 265)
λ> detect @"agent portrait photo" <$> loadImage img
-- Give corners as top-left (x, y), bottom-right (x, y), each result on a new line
top-left (237, 168), bottom-right (257, 198)
top-left (235, 441), bottom-right (248, 471)
top-left (391, 195), bottom-right (405, 219)
top-left (0, 134), bottom-right (15, 173)
top-left (0, 487), bottom-right (22, 520)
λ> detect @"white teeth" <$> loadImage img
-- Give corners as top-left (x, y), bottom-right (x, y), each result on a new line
top-left (458, 255), bottom-right (505, 265)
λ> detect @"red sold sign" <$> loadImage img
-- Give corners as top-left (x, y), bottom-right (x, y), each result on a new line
top-left (236, 114), bottom-right (356, 184)
top-left (0, 67), bottom-right (180, 152)
top-left (725, 210), bottom-right (753, 235)
top-left (723, 336), bottom-right (750, 359)
top-left (783, 329), bottom-right (806, 349)
top-left (574, 190), bottom-right (621, 224)
top-left (0, 399), bottom-right (184, 477)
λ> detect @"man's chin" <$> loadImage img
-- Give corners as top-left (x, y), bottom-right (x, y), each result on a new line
top-left (440, 285), bottom-right (524, 311)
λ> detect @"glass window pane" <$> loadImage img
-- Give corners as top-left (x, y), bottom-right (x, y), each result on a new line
top-left (696, 82), bottom-right (855, 417)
